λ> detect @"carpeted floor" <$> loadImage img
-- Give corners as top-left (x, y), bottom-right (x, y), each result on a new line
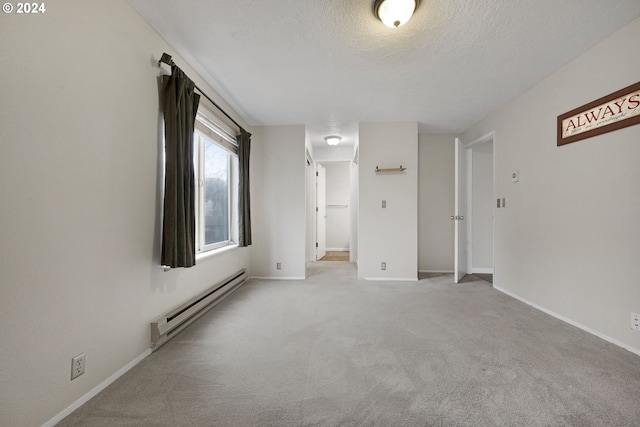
top-left (474, 273), bottom-right (493, 284)
top-left (59, 262), bottom-right (640, 426)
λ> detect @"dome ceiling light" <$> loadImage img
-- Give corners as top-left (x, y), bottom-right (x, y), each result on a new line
top-left (374, 0), bottom-right (419, 28)
top-left (325, 136), bottom-right (342, 146)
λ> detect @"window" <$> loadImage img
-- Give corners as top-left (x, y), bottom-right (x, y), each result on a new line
top-left (193, 108), bottom-right (239, 254)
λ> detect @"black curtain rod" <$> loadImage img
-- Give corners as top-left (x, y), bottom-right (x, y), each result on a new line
top-left (159, 53), bottom-right (248, 135)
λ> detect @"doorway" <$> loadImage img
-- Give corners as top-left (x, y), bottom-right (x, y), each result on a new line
top-left (454, 133), bottom-right (495, 283)
top-left (468, 139), bottom-right (494, 276)
top-left (316, 162), bottom-right (351, 262)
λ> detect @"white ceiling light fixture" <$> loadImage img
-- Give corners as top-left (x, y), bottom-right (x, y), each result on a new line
top-left (374, 0), bottom-right (419, 28)
top-left (325, 136), bottom-right (342, 146)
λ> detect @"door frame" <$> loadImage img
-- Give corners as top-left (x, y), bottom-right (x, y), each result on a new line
top-left (315, 163), bottom-right (327, 261)
top-left (305, 148), bottom-right (315, 267)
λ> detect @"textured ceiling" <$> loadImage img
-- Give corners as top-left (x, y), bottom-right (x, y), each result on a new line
top-left (128, 0), bottom-right (640, 146)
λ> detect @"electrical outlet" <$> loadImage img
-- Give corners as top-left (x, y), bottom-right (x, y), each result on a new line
top-left (381, 262), bottom-right (386, 271)
top-left (71, 352), bottom-right (86, 380)
top-left (276, 262), bottom-right (281, 270)
top-left (631, 312), bottom-right (640, 330)
top-left (382, 200), bottom-right (386, 209)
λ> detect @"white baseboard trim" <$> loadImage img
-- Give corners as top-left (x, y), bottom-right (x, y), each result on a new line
top-left (44, 348), bottom-right (152, 427)
top-left (494, 285), bottom-right (640, 358)
top-left (250, 276), bottom-right (305, 280)
top-left (419, 270), bottom-right (454, 274)
top-left (471, 268), bottom-right (493, 274)
top-left (326, 247), bottom-right (349, 252)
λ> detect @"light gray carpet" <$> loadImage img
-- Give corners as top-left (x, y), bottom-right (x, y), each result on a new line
top-left (59, 262), bottom-right (640, 426)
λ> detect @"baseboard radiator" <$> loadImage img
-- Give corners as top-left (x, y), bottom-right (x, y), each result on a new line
top-left (150, 269), bottom-right (247, 350)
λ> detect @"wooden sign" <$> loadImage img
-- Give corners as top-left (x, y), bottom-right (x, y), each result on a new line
top-left (557, 81), bottom-right (640, 146)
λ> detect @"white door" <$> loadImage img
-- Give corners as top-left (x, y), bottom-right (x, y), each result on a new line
top-left (454, 138), bottom-right (467, 283)
top-left (316, 164), bottom-right (327, 261)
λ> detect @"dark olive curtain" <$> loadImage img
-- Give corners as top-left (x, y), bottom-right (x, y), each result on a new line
top-left (161, 66), bottom-right (200, 267)
top-left (237, 129), bottom-right (252, 247)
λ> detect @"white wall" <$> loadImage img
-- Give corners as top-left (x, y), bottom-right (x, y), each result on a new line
top-left (313, 145), bottom-right (354, 162)
top-left (463, 16), bottom-right (640, 354)
top-left (250, 125), bottom-right (307, 279)
top-left (359, 123), bottom-right (418, 280)
top-left (471, 142), bottom-right (494, 272)
top-left (323, 163), bottom-right (351, 251)
top-left (418, 134), bottom-right (457, 272)
top-left (0, 2), bottom-right (251, 426)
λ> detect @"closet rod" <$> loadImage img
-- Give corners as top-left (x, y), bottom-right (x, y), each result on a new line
top-left (159, 53), bottom-right (248, 136)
